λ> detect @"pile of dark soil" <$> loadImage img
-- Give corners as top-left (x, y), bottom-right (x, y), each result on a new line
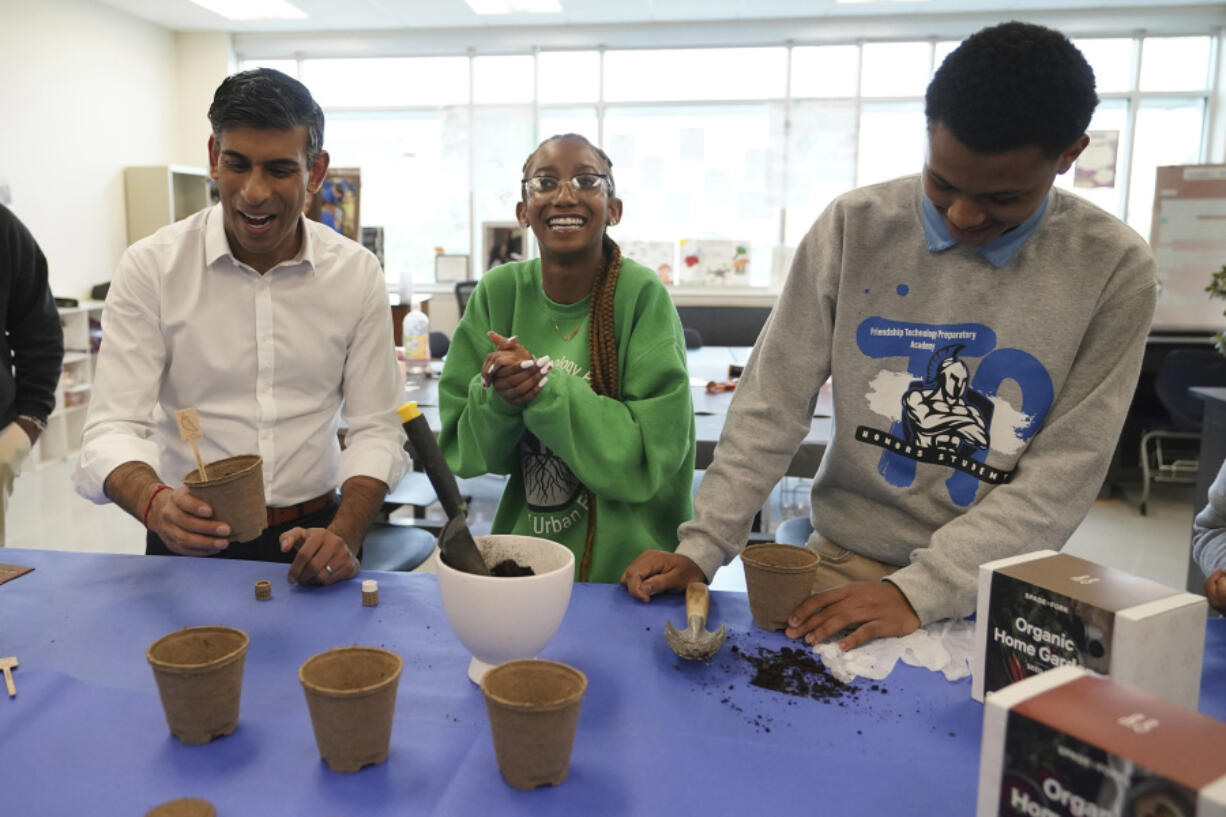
top-left (489, 559), bottom-right (535, 577)
top-left (734, 644), bottom-right (857, 703)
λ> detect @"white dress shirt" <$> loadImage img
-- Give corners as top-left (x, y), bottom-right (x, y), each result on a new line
top-left (74, 205), bottom-right (408, 507)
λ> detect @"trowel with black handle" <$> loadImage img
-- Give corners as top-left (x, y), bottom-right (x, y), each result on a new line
top-left (397, 402), bottom-right (491, 576)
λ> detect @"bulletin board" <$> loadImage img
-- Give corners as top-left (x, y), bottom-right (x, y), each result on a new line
top-left (1149, 164), bottom-right (1226, 332)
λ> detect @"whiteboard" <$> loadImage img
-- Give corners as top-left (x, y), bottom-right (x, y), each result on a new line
top-left (1149, 164), bottom-right (1226, 332)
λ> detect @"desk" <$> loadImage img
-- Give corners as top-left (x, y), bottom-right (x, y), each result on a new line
top-left (3, 549), bottom-right (1221, 816)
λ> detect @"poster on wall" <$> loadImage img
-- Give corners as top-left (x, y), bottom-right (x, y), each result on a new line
top-left (482, 222), bottom-right (527, 272)
top-left (677, 239), bottom-right (751, 287)
top-left (1149, 164), bottom-right (1226, 331)
top-left (620, 240), bottom-right (676, 285)
top-left (1074, 130), bottom-right (1119, 189)
top-left (307, 168), bottom-right (360, 243)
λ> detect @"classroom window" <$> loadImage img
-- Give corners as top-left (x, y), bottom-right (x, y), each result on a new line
top-left (857, 101), bottom-right (926, 187)
top-left (1127, 98), bottom-right (1207, 238)
top-left (603, 48), bottom-right (788, 102)
top-left (861, 42), bottom-right (932, 97)
top-left (538, 107), bottom-right (600, 144)
top-left (537, 51), bottom-right (600, 104)
top-left (473, 105), bottom-right (537, 271)
top-left (300, 57), bottom-right (470, 107)
top-left (324, 110), bottom-right (470, 289)
top-left (473, 55), bottom-right (535, 104)
top-left (239, 31), bottom-right (1215, 287)
top-left (1139, 37), bottom-right (1212, 92)
top-left (790, 45), bottom-right (859, 98)
top-left (1071, 38), bottom-right (1134, 94)
top-left (603, 104), bottom-right (778, 284)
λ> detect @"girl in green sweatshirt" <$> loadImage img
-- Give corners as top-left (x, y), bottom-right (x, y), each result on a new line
top-left (438, 134), bottom-right (695, 583)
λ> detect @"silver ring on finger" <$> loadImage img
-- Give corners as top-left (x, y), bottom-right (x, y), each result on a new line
top-left (324, 564), bottom-right (334, 575)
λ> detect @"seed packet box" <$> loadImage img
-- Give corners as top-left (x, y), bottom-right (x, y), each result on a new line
top-left (977, 666), bottom-right (1226, 817)
top-left (972, 550), bottom-right (1206, 707)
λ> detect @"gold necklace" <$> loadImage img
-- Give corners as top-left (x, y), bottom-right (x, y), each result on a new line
top-left (551, 317), bottom-right (582, 342)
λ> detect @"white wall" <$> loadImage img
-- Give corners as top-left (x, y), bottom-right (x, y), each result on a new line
top-left (173, 31), bottom-right (235, 166)
top-left (0, 0), bottom-right (178, 300)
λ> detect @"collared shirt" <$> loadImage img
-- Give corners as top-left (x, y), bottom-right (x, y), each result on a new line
top-left (74, 205), bottom-right (407, 506)
top-left (921, 193), bottom-right (1049, 268)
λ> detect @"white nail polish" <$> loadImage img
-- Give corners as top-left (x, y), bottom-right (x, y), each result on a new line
top-left (535, 355), bottom-right (551, 367)
top-left (538, 376), bottom-right (548, 388)
top-left (520, 359), bottom-right (535, 369)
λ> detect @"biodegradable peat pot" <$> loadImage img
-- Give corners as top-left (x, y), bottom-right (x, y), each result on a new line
top-left (183, 454), bottom-right (267, 543)
top-left (146, 626), bottom-right (249, 745)
top-left (480, 659), bottom-right (587, 790)
top-left (299, 646), bottom-right (403, 773)
top-left (436, 534), bottom-right (574, 684)
top-left (741, 543), bottom-right (822, 631)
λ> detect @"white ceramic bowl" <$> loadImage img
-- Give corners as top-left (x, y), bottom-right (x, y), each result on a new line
top-left (435, 534), bottom-right (575, 683)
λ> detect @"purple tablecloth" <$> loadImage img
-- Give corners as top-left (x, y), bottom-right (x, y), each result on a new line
top-left (0, 548), bottom-right (1221, 816)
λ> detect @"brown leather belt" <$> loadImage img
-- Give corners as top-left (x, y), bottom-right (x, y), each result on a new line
top-left (266, 491), bottom-right (334, 527)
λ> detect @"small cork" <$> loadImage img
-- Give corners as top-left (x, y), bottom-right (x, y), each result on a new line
top-left (362, 579), bottom-right (379, 607)
top-left (144, 797), bottom-right (216, 817)
top-left (254, 579), bottom-right (272, 601)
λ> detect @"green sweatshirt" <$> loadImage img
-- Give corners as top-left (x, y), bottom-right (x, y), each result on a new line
top-left (438, 257), bottom-right (695, 583)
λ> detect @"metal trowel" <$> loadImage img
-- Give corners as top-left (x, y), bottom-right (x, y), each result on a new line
top-left (665, 582), bottom-right (726, 661)
top-left (397, 402), bottom-right (491, 576)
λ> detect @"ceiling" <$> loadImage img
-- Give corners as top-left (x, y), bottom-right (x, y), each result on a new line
top-left (93, 0), bottom-right (1226, 33)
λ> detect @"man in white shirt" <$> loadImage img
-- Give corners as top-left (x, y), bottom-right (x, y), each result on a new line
top-left (74, 68), bottom-right (408, 585)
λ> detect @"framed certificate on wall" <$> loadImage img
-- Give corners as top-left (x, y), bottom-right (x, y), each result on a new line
top-left (435, 253), bottom-right (471, 283)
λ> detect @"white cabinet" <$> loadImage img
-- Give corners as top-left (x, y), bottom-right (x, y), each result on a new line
top-left (123, 165), bottom-right (212, 245)
top-left (31, 302), bottom-right (104, 468)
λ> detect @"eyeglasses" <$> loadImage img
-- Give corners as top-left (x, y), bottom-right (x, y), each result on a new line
top-left (521, 174), bottom-right (610, 197)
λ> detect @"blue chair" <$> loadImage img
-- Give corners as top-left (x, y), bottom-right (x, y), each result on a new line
top-left (359, 522), bottom-right (436, 572)
top-left (429, 330), bottom-right (450, 359)
top-left (454, 280), bottom-right (478, 317)
top-left (361, 471), bottom-right (439, 571)
top-left (1138, 347), bottom-right (1226, 515)
top-left (773, 515), bottom-right (813, 546)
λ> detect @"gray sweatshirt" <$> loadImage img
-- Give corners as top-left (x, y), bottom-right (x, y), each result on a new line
top-left (1194, 461), bottom-right (1226, 577)
top-left (678, 175), bottom-right (1157, 624)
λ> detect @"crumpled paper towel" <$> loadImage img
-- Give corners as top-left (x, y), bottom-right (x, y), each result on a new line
top-left (811, 618), bottom-right (976, 684)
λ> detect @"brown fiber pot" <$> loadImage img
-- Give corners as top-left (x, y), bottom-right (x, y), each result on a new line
top-left (183, 454), bottom-right (267, 543)
top-left (480, 659), bottom-right (587, 790)
top-left (299, 646), bottom-right (403, 773)
top-left (741, 543), bottom-right (822, 631)
top-left (146, 626), bottom-right (249, 745)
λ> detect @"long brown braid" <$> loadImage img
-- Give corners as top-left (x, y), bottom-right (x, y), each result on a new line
top-left (577, 235), bottom-right (621, 581)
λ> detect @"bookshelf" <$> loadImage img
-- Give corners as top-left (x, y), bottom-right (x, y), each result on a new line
top-left (31, 302), bottom-right (104, 468)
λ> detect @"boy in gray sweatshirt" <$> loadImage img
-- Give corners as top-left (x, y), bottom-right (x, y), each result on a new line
top-left (623, 21), bottom-right (1157, 651)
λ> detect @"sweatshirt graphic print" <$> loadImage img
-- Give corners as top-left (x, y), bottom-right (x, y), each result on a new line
top-left (855, 313), bottom-right (1054, 507)
top-left (521, 353), bottom-right (592, 536)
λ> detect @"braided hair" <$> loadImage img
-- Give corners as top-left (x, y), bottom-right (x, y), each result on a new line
top-left (522, 134), bottom-right (622, 578)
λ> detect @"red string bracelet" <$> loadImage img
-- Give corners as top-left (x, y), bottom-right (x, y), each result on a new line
top-left (142, 484), bottom-right (172, 528)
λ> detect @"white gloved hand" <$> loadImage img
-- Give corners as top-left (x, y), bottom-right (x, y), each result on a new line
top-left (0, 422), bottom-right (34, 491)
